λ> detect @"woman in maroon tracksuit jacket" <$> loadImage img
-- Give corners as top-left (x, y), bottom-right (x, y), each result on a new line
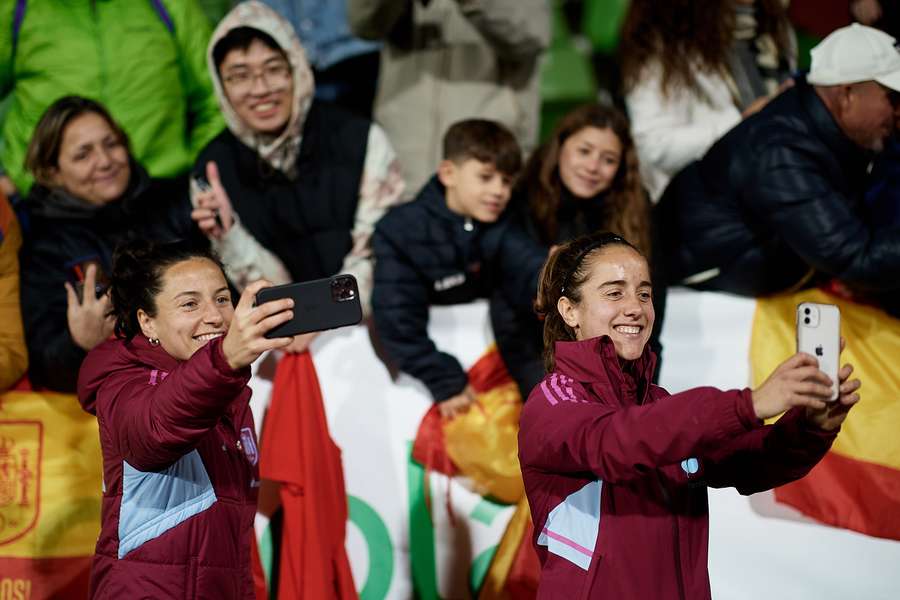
top-left (518, 232), bottom-right (862, 599)
top-left (77, 240), bottom-right (294, 599)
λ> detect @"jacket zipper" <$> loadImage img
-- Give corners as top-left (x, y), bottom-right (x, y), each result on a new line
top-left (672, 515), bottom-right (686, 600)
top-left (654, 472), bottom-right (686, 600)
top-left (638, 370), bottom-right (685, 599)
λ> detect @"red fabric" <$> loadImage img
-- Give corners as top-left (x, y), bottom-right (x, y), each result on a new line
top-left (775, 450), bottom-right (900, 540)
top-left (0, 556), bottom-right (91, 599)
top-left (411, 347), bottom-right (515, 476)
top-left (467, 347), bottom-right (514, 393)
top-left (505, 520), bottom-right (540, 598)
top-left (788, 0), bottom-right (850, 38)
top-left (411, 405), bottom-right (458, 478)
top-left (250, 533), bottom-right (268, 600)
top-left (260, 352), bottom-right (357, 600)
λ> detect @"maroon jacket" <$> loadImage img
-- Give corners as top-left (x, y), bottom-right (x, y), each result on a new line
top-left (519, 336), bottom-right (836, 599)
top-left (78, 336), bottom-right (259, 599)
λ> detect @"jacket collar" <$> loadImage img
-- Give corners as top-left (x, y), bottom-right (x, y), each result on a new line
top-left (420, 175), bottom-right (482, 230)
top-left (554, 336), bottom-right (657, 405)
top-left (123, 335), bottom-right (182, 373)
top-left (28, 159), bottom-right (151, 220)
top-left (798, 76), bottom-right (873, 175)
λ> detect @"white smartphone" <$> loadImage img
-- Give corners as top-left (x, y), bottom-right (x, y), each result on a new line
top-left (796, 302), bottom-right (841, 401)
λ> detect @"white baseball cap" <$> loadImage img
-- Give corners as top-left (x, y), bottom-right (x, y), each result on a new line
top-left (808, 23), bottom-right (900, 91)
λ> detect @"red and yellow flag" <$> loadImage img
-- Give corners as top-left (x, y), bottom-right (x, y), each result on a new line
top-left (0, 389), bottom-right (102, 598)
top-left (751, 288), bottom-right (900, 540)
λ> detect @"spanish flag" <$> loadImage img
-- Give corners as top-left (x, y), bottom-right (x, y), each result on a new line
top-left (750, 288), bottom-right (900, 540)
top-left (0, 388), bottom-right (102, 598)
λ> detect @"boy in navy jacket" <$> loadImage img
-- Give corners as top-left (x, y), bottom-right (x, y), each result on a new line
top-left (372, 119), bottom-right (547, 416)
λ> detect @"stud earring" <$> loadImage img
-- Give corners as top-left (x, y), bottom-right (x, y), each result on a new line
top-left (148, 337), bottom-right (160, 346)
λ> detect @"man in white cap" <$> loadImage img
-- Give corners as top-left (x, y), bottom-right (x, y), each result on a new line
top-left (810, 23), bottom-right (900, 152)
top-left (655, 23), bottom-right (900, 315)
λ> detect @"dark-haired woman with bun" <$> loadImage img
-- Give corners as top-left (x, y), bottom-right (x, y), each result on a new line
top-left (77, 239), bottom-right (294, 599)
top-left (518, 231), bottom-right (861, 599)
top-left (19, 95), bottom-right (204, 392)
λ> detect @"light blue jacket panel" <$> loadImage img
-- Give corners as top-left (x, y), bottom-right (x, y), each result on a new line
top-left (118, 449), bottom-right (218, 558)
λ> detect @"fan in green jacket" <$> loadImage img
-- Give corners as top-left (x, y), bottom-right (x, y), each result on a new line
top-left (0, 0), bottom-right (224, 195)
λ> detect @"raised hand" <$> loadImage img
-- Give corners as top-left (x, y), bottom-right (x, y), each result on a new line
top-left (65, 263), bottom-right (115, 351)
top-left (751, 352), bottom-right (834, 420)
top-left (221, 280), bottom-right (294, 370)
top-left (806, 339), bottom-right (861, 431)
top-left (191, 161), bottom-right (235, 241)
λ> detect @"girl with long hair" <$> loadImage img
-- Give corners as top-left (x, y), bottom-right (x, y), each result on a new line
top-left (490, 103), bottom-right (652, 397)
top-left (620, 0), bottom-right (796, 202)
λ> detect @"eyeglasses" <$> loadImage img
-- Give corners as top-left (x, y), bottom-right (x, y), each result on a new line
top-left (222, 62), bottom-right (291, 95)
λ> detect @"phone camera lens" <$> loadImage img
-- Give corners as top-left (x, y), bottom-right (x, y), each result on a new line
top-left (804, 308), bottom-right (811, 315)
top-left (804, 317), bottom-right (811, 325)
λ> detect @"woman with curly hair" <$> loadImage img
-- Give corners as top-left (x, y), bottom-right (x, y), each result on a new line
top-left (621, 0), bottom-right (796, 202)
top-left (490, 103), bottom-right (653, 398)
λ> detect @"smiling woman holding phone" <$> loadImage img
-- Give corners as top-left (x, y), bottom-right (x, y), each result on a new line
top-left (519, 231), bottom-right (861, 599)
top-left (77, 238), bottom-right (293, 599)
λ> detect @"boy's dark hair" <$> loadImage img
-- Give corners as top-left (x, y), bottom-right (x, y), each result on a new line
top-left (110, 239), bottom-right (225, 341)
top-left (212, 26), bottom-right (286, 73)
top-left (442, 119), bottom-right (522, 177)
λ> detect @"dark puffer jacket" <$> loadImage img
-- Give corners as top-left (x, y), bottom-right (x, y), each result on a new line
top-left (372, 176), bottom-right (547, 401)
top-left (78, 336), bottom-right (258, 599)
top-left (20, 166), bottom-right (201, 392)
top-left (657, 76), bottom-right (900, 297)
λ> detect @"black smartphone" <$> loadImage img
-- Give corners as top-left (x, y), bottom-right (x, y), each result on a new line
top-left (255, 274), bottom-right (363, 339)
top-left (191, 173), bottom-right (224, 229)
top-left (65, 256), bottom-right (109, 302)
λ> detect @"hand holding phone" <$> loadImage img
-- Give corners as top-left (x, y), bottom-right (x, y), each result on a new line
top-left (190, 161), bottom-right (233, 239)
top-left (222, 280), bottom-right (295, 369)
top-left (66, 257), bottom-right (109, 302)
top-left (255, 274), bottom-right (363, 339)
top-left (797, 302), bottom-right (841, 401)
top-left (64, 262), bottom-right (115, 351)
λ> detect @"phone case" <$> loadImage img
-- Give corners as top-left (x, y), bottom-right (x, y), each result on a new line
top-left (796, 302), bottom-right (841, 401)
top-left (256, 274), bottom-right (363, 339)
top-left (65, 256), bottom-right (109, 302)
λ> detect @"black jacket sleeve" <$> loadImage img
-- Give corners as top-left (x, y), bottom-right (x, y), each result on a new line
top-left (488, 222), bottom-right (548, 398)
top-left (753, 143), bottom-right (900, 291)
top-left (371, 223), bottom-right (468, 402)
top-left (495, 223), bottom-right (548, 312)
top-left (21, 246), bottom-right (86, 393)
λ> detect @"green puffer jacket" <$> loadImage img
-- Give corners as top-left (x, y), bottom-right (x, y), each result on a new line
top-left (0, 0), bottom-right (224, 193)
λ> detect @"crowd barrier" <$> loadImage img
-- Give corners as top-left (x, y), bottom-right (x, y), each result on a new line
top-left (2, 288), bottom-right (899, 599)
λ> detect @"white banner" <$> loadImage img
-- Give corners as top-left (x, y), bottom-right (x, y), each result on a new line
top-left (249, 288), bottom-right (900, 600)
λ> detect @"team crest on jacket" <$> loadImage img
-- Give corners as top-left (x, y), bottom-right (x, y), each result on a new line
top-left (0, 421), bottom-right (42, 545)
top-left (240, 427), bottom-right (258, 466)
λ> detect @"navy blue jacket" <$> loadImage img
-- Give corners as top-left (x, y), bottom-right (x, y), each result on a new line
top-left (658, 77), bottom-right (900, 297)
top-left (372, 177), bottom-right (547, 401)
